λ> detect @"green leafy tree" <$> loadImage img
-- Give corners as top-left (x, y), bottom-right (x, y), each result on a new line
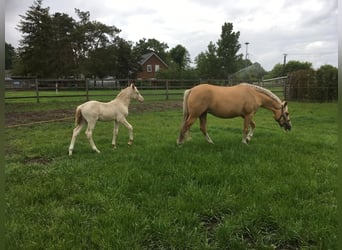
top-left (196, 22), bottom-right (243, 79)
top-left (316, 64), bottom-right (338, 101)
top-left (195, 41), bottom-right (220, 79)
top-left (133, 38), bottom-right (169, 62)
top-left (113, 37), bottom-right (141, 79)
top-left (5, 43), bottom-right (16, 70)
top-left (216, 22), bottom-right (243, 78)
top-left (50, 12), bottom-right (76, 77)
top-left (169, 44), bottom-right (190, 70)
top-left (266, 60), bottom-right (313, 78)
top-left (73, 8), bottom-right (121, 77)
top-left (17, 0), bottom-right (54, 77)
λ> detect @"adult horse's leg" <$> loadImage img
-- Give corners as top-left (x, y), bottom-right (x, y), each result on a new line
top-left (177, 115), bottom-right (197, 145)
top-left (242, 114), bottom-right (253, 144)
top-left (120, 118), bottom-right (134, 145)
top-left (199, 112), bottom-right (214, 144)
top-left (112, 121), bottom-right (119, 149)
top-left (68, 122), bottom-right (85, 156)
top-left (85, 121), bottom-right (100, 153)
top-left (247, 120), bottom-right (256, 141)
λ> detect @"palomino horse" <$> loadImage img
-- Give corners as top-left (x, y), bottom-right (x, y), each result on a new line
top-left (177, 83), bottom-right (291, 145)
top-left (68, 83), bottom-right (144, 155)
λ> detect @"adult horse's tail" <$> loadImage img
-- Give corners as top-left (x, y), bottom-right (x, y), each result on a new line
top-left (177, 89), bottom-right (191, 145)
top-left (182, 89), bottom-right (191, 121)
top-left (74, 107), bottom-right (83, 127)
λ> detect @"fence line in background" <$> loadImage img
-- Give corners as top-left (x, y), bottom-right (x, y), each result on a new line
top-left (5, 78), bottom-right (291, 103)
top-left (6, 76), bottom-right (336, 103)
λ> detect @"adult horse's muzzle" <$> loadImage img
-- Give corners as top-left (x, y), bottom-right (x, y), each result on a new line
top-left (277, 120), bottom-right (291, 131)
top-left (283, 122), bottom-right (291, 131)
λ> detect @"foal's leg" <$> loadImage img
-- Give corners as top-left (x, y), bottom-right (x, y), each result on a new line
top-left (120, 118), bottom-right (134, 145)
top-left (177, 115), bottom-right (197, 145)
top-left (199, 113), bottom-right (214, 144)
top-left (68, 122), bottom-right (85, 156)
top-left (112, 121), bottom-right (119, 149)
top-left (85, 121), bottom-right (100, 153)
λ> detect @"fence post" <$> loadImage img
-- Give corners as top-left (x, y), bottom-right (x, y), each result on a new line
top-left (86, 78), bottom-right (89, 101)
top-left (35, 78), bottom-right (40, 103)
top-left (166, 80), bottom-right (169, 100)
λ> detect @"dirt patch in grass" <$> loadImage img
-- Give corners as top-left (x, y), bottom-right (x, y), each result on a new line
top-left (24, 156), bottom-right (53, 165)
top-left (5, 101), bottom-right (182, 127)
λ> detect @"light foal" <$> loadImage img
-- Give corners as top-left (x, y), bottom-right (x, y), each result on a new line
top-left (68, 84), bottom-right (144, 155)
top-left (177, 83), bottom-right (291, 145)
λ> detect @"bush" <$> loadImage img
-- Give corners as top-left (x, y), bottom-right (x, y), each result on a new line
top-left (287, 65), bottom-right (337, 102)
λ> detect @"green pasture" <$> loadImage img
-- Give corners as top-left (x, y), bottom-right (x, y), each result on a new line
top-left (5, 101), bottom-right (337, 249)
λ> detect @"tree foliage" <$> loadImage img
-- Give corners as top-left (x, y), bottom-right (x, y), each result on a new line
top-left (266, 60), bottom-right (313, 79)
top-left (195, 22), bottom-right (244, 79)
top-left (287, 64), bottom-right (337, 101)
top-left (5, 43), bottom-right (16, 70)
top-left (169, 44), bottom-right (190, 70)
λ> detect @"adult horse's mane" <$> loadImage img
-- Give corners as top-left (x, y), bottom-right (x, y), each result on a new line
top-left (240, 83), bottom-right (281, 104)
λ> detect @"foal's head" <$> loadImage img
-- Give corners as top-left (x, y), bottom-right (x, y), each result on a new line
top-left (128, 83), bottom-right (144, 102)
top-left (275, 101), bottom-right (291, 131)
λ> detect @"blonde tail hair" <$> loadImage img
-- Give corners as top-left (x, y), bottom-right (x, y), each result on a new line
top-left (182, 89), bottom-right (191, 121)
top-left (74, 107), bottom-right (83, 127)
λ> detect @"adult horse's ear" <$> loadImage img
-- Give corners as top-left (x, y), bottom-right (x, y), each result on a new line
top-left (282, 101), bottom-right (288, 107)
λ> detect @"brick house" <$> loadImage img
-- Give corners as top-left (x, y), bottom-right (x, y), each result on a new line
top-left (136, 52), bottom-right (168, 80)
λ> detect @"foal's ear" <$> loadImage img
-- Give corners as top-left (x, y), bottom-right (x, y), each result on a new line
top-left (130, 81), bottom-right (135, 88)
top-left (282, 101), bottom-right (288, 107)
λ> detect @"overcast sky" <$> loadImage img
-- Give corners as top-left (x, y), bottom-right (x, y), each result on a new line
top-left (5, 0), bottom-right (338, 71)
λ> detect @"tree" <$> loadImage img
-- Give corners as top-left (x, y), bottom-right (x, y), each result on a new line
top-left (50, 12), bottom-right (76, 77)
top-left (216, 22), bottom-right (243, 77)
top-left (17, 0), bottom-right (54, 77)
top-left (5, 43), bottom-right (16, 70)
top-left (133, 38), bottom-right (169, 62)
top-left (195, 22), bottom-right (243, 79)
top-left (266, 60), bottom-right (313, 78)
top-left (316, 64), bottom-right (338, 101)
top-left (195, 41), bottom-right (220, 79)
top-left (73, 8), bottom-right (121, 77)
top-left (169, 44), bottom-right (190, 70)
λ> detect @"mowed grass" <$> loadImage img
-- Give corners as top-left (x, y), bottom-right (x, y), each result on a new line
top-left (5, 102), bottom-right (337, 249)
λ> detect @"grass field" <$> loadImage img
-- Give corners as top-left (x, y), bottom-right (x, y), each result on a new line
top-left (5, 100), bottom-right (337, 249)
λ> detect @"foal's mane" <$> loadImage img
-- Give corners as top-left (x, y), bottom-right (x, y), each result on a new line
top-left (240, 83), bottom-right (281, 104)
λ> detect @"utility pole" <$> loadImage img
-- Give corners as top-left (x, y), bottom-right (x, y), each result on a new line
top-left (245, 42), bottom-right (249, 68)
top-left (283, 53), bottom-right (287, 75)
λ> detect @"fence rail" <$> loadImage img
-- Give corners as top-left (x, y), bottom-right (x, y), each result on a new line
top-left (5, 77), bottom-right (291, 103)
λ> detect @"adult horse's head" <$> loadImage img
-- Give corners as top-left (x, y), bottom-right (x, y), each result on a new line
top-left (275, 101), bottom-right (291, 131)
top-left (129, 83), bottom-right (144, 102)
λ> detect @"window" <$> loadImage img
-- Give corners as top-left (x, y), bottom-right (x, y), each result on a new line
top-left (155, 64), bottom-right (160, 72)
top-left (147, 64), bottom-right (152, 72)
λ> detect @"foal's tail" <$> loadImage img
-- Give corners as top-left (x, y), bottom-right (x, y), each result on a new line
top-left (182, 89), bottom-right (191, 121)
top-left (74, 107), bottom-right (83, 127)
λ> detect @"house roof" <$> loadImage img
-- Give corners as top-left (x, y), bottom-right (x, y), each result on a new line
top-left (139, 52), bottom-right (168, 67)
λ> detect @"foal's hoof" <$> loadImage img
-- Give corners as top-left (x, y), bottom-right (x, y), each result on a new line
top-left (128, 140), bottom-right (133, 146)
top-left (242, 139), bottom-right (249, 145)
top-left (112, 144), bottom-right (117, 149)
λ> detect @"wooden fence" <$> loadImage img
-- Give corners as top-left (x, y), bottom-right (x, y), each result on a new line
top-left (5, 77), bottom-right (287, 103)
